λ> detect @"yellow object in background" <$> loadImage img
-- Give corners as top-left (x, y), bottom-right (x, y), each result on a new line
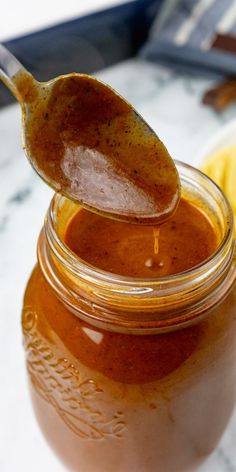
top-left (201, 145), bottom-right (236, 221)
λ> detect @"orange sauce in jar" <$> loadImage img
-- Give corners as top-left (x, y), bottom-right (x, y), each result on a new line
top-left (14, 65), bottom-right (236, 472)
top-left (64, 197), bottom-right (218, 278)
top-left (22, 174), bottom-right (236, 472)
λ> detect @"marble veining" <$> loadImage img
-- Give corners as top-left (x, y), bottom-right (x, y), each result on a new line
top-left (8, 187), bottom-right (32, 205)
top-left (1, 58), bottom-right (236, 471)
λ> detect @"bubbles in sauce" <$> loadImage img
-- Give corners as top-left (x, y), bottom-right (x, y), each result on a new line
top-left (64, 198), bottom-right (218, 278)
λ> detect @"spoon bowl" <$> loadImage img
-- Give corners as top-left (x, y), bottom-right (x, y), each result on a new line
top-left (0, 44), bottom-right (180, 225)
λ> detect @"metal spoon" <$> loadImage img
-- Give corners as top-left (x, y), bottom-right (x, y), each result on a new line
top-left (0, 44), bottom-right (180, 224)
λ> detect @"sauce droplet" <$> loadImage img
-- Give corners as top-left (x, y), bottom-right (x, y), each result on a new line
top-left (153, 228), bottom-right (160, 255)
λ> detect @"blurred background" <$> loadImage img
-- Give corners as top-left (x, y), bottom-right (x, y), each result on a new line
top-left (0, 1), bottom-right (125, 40)
top-left (1, 1), bottom-right (236, 471)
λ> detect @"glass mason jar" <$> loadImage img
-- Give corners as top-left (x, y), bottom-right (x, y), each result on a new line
top-left (22, 162), bottom-right (236, 472)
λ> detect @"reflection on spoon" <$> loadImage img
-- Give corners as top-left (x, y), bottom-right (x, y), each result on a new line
top-left (61, 145), bottom-right (165, 216)
top-left (0, 44), bottom-right (180, 224)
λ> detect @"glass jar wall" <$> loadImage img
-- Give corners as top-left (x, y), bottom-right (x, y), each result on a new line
top-left (22, 162), bottom-right (236, 472)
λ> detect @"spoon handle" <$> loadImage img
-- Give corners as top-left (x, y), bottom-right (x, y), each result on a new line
top-left (0, 44), bottom-right (30, 102)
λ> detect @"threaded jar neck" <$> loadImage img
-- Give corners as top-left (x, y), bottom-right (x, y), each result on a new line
top-left (38, 161), bottom-right (235, 333)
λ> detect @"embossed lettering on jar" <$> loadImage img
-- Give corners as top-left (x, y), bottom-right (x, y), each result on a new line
top-left (22, 162), bottom-right (236, 472)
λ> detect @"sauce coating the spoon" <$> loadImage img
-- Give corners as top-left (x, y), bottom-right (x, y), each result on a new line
top-left (14, 72), bottom-right (180, 224)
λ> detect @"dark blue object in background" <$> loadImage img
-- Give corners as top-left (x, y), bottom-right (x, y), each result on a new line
top-left (0, 0), bottom-right (162, 108)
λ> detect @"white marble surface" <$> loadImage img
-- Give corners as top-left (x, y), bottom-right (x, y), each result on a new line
top-left (1, 58), bottom-right (236, 471)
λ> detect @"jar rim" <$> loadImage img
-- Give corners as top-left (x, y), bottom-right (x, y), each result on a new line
top-left (48, 160), bottom-right (234, 287)
top-left (38, 160), bottom-right (236, 332)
